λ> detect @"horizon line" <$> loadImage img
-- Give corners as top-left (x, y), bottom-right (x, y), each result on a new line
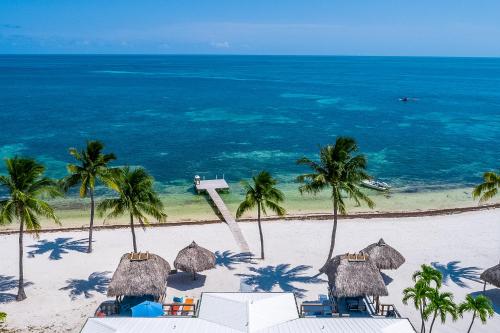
top-left (1, 53), bottom-right (500, 59)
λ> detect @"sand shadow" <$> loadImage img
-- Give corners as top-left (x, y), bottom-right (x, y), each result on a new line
top-left (381, 272), bottom-right (394, 286)
top-left (469, 289), bottom-right (500, 315)
top-left (431, 261), bottom-right (482, 288)
top-left (215, 250), bottom-right (253, 270)
top-left (168, 272), bottom-right (207, 291)
top-left (59, 271), bottom-right (111, 300)
top-left (0, 275), bottom-right (34, 303)
top-left (236, 264), bottom-right (326, 298)
top-left (27, 237), bottom-right (89, 260)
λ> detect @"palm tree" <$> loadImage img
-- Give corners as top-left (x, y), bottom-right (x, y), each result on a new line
top-left (413, 264), bottom-right (443, 289)
top-left (97, 167), bottom-right (167, 252)
top-left (423, 289), bottom-right (458, 333)
top-left (236, 171), bottom-right (286, 259)
top-left (472, 171), bottom-right (500, 203)
top-left (63, 140), bottom-right (116, 253)
top-left (0, 157), bottom-right (61, 300)
top-left (458, 295), bottom-right (494, 333)
top-left (403, 280), bottom-right (433, 333)
top-left (297, 137), bottom-right (374, 265)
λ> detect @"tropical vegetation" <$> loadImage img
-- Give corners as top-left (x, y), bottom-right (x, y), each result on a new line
top-left (458, 294), bottom-right (494, 333)
top-left (424, 289), bottom-right (458, 333)
top-left (63, 140), bottom-right (116, 253)
top-left (403, 263), bottom-right (494, 333)
top-left (472, 170), bottom-right (500, 203)
top-left (236, 171), bottom-right (286, 259)
top-left (0, 157), bottom-right (61, 301)
top-left (297, 137), bottom-right (374, 266)
top-left (97, 166), bottom-right (167, 252)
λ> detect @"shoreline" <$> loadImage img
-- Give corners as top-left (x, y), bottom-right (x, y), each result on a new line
top-left (1, 202), bottom-right (498, 235)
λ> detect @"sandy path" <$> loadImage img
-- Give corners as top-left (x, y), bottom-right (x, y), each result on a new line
top-left (0, 210), bottom-right (499, 332)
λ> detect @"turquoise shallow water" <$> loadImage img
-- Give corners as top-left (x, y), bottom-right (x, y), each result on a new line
top-left (1, 55), bottom-right (499, 196)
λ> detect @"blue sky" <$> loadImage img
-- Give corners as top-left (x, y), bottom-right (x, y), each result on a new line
top-left (1, 0), bottom-right (499, 56)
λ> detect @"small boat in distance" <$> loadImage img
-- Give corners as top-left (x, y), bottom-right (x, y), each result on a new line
top-left (361, 179), bottom-right (391, 191)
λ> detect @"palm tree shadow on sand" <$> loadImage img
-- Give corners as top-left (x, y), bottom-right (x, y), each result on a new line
top-left (215, 250), bottom-right (253, 270)
top-left (236, 264), bottom-right (326, 298)
top-left (59, 271), bottom-right (111, 300)
top-left (469, 289), bottom-right (500, 315)
top-left (431, 261), bottom-right (482, 288)
top-left (0, 275), bottom-right (33, 303)
top-left (27, 237), bottom-right (89, 260)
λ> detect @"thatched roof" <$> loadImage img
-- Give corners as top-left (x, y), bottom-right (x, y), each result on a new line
top-left (174, 241), bottom-right (216, 273)
top-left (322, 253), bottom-right (389, 298)
top-left (480, 263), bottom-right (500, 288)
top-left (362, 238), bottom-right (405, 270)
top-left (108, 253), bottom-right (171, 298)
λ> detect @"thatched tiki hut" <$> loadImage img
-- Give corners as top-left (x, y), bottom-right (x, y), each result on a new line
top-left (174, 241), bottom-right (216, 280)
top-left (362, 238), bottom-right (405, 270)
top-left (322, 253), bottom-right (388, 313)
top-left (108, 253), bottom-right (171, 302)
top-left (480, 262), bottom-right (500, 291)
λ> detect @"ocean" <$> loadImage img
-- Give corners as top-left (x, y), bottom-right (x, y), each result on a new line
top-left (1, 55), bottom-right (500, 213)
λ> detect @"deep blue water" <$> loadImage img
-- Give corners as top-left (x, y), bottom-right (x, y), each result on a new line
top-left (1, 55), bottom-right (499, 192)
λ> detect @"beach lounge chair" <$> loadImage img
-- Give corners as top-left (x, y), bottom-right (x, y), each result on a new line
top-left (181, 298), bottom-right (194, 316)
top-left (169, 296), bottom-right (183, 315)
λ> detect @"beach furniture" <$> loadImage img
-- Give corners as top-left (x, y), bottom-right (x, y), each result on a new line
top-left (131, 301), bottom-right (164, 317)
top-left (181, 298), bottom-right (195, 316)
top-left (361, 239), bottom-right (405, 270)
top-left (108, 253), bottom-right (171, 304)
top-left (480, 262), bottom-right (500, 291)
top-left (174, 241), bottom-right (216, 280)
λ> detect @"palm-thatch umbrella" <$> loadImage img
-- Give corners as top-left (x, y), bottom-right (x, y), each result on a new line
top-left (480, 262), bottom-right (500, 290)
top-left (174, 241), bottom-right (216, 280)
top-left (108, 253), bottom-right (171, 302)
top-left (322, 253), bottom-right (389, 299)
top-left (362, 238), bottom-right (405, 270)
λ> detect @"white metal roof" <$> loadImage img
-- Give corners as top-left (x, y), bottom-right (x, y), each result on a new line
top-left (81, 292), bottom-right (415, 333)
top-left (198, 293), bottom-right (299, 332)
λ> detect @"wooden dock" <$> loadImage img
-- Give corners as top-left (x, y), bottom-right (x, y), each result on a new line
top-left (195, 178), bottom-right (250, 253)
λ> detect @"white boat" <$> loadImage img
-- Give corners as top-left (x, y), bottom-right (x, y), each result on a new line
top-left (361, 179), bottom-right (391, 191)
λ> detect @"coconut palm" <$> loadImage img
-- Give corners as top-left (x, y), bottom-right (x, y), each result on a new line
top-left (0, 157), bottom-right (61, 300)
top-left (97, 167), bottom-right (166, 252)
top-left (423, 289), bottom-right (458, 333)
top-left (297, 137), bottom-right (374, 265)
top-left (458, 295), bottom-right (494, 333)
top-left (403, 280), bottom-right (434, 333)
top-left (472, 171), bottom-right (500, 203)
top-left (63, 140), bottom-right (116, 253)
top-left (413, 264), bottom-right (443, 289)
top-left (236, 171), bottom-right (286, 259)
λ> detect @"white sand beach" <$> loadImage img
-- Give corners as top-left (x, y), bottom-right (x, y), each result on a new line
top-left (0, 209), bottom-right (499, 333)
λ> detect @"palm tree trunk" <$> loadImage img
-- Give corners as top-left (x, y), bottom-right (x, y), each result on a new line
top-left (428, 311), bottom-right (437, 333)
top-left (325, 196), bottom-right (338, 266)
top-left (16, 219), bottom-right (26, 301)
top-left (419, 303), bottom-right (426, 333)
top-left (467, 312), bottom-right (476, 333)
top-left (257, 202), bottom-right (264, 259)
top-left (88, 188), bottom-right (95, 253)
top-left (130, 213), bottom-right (137, 253)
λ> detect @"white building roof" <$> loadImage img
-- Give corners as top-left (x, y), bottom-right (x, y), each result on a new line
top-left (198, 293), bottom-right (299, 332)
top-left (81, 292), bottom-right (415, 333)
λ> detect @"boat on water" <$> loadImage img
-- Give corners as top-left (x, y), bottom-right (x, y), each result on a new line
top-left (361, 179), bottom-right (391, 191)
